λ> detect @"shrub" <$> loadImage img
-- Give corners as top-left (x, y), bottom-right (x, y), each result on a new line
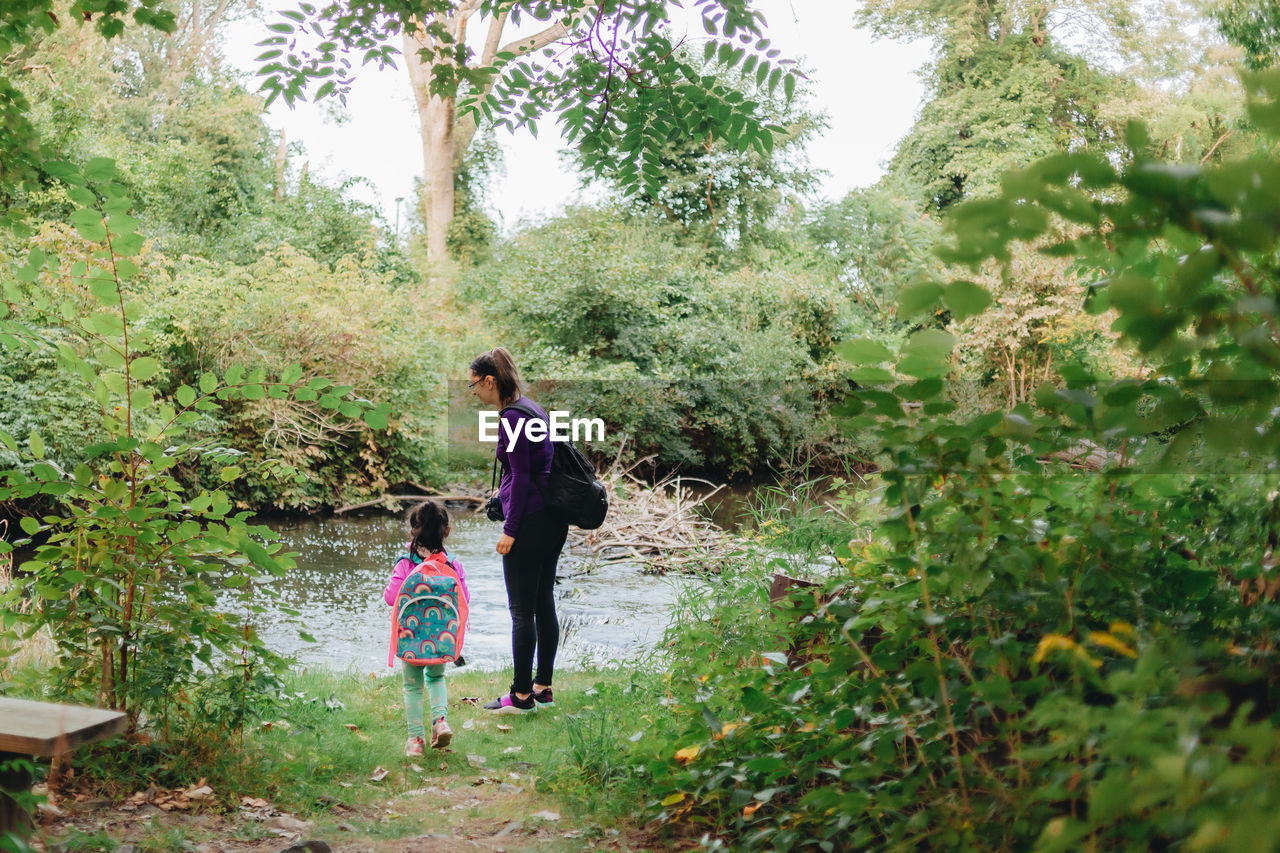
top-left (461, 209), bottom-right (845, 473)
top-left (588, 71), bottom-right (1280, 851)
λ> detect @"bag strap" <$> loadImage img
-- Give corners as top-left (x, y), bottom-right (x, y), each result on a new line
top-left (497, 398), bottom-right (549, 499)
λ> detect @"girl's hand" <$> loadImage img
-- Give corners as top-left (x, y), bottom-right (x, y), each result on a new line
top-left (496, 534), bottom-right (514, 555)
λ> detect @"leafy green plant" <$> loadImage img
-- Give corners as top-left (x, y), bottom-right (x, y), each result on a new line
top-left (578, 70), bottom-right (1280, 852)
top-left (0, 158), bottom-right (389, 750)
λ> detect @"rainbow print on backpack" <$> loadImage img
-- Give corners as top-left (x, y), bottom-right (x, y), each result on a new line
top-left (389, 551), bottom-right (469, 667)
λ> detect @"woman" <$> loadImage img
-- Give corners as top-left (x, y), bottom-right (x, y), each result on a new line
top-left (468, 347), bottom-right (567, 714)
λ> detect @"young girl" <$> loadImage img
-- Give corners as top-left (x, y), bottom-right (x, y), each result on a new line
top-left (384, 500), bottom-right (470, 756)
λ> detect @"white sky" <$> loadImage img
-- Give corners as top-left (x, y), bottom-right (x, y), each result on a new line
top-left (223, 2), bottom-right (932, 231)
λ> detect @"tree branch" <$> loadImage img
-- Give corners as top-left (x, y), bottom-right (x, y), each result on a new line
top-left (455, 15), bottom-right (572, 160)
top-left (478, 10), bottom-right (509, 68)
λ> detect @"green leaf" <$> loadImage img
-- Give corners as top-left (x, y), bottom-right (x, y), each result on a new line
top-left (837, 339), bottom-right (894, 365)
top-left (19, 517), bottom-right (40, 535)
top-left (70, 209), bottom-right (107, 242)
top-left (901, 329), bottom-right (955, 364)
top-left (130, 356), bottom-right (159, 381)
top-left (220, 466), bottom-right (242, 482)
top-left (942, 281), bottom-right (992, 321)
top-left (83, 158), bottom-right (117, 183)
top-left (113, 233), bottom-right (144, 257)
top-left (176, 385), bottom-right (196, 407)
top-left (897, 281), bottom-right (944, 319)
top-left (43, 161), bottom-right (83, 183)
top-left (28, 433), bottom-right (44, 460)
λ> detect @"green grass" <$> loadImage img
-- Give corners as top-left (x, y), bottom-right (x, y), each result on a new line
top-left (227, 666), bottom-right (656, 822)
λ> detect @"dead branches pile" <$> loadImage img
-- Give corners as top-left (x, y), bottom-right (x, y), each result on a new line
top-left (568, 453), bottom-right (734, 573)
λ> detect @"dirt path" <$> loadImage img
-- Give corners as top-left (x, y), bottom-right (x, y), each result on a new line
top-left (32, 773), bottom-right (652, 853)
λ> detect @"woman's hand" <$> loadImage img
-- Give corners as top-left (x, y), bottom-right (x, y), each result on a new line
top-left (496, 534), bottom-right (514, 555)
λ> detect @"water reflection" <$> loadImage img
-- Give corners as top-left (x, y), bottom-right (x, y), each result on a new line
top-left (217, 512), bottom-right (694, 675)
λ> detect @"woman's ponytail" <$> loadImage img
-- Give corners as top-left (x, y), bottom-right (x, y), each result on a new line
top-left (470, 346), bottom-right (525, 405)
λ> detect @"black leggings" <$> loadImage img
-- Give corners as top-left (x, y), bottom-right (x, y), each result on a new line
top-left (502, 510), bottom-right (569, 695)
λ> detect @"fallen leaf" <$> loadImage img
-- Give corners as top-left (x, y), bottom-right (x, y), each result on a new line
top-left (674, 745), bottom-right (701, 764)
top-left (370, 767), bottom-right (389, 782)
top-left (460, 696), bottom-right (481, 705)
top-left (466, 754), bottom-right (487, 767)
top-left (344, 723), bottom-right (360, 732)
top-left (532, 810), bottom-right (560, 821)
top-left (496, 725), bottom-right (512, 733)
top-left (410, 763), bottom-right (424, 774)
top-left (743, 802), bottom-right (760, 817)
top-left (503, 746), bottom-right (523, 755)
top-left (186, 786), bottom-right (213, 800)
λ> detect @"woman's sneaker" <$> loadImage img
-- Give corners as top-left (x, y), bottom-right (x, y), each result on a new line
top-left (532, 687), bottom-right (554, 708)
top-left (404, 736), bottom-right (425, 757)
top-left (482, 693), bottom-right (536, 714)
top-left (430, 717), bottom-right (452, 749)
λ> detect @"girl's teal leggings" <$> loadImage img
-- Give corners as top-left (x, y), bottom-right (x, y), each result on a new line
top-left (402, 662), bottom-right (447, 738)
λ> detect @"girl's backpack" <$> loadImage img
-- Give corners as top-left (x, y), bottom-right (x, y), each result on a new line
top-left (389, 551), bottom-right (469, 667)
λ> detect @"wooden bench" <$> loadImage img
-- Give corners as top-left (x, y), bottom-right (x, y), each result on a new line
top-left (0, 697), bottom-right (128, 838)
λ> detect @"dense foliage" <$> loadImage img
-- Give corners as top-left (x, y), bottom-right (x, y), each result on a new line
top-left (559, 71), bottom-right (1280, 852)
top-left (458, 209), bottom-right (847, 473)
top-left (0, 158), bottom-right (389, 763)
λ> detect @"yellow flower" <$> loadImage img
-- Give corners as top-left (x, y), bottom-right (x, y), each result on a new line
top-left (1109, 620), bottom-right (1135, 636)
top-left (674, 745), bottom-right (701, 764)
top-left (1031, 633), bottom-right (1077, 664)
top-left (1087, 631), bottom-right (1137, 658)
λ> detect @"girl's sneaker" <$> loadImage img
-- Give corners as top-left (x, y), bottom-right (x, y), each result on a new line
top-left (405, 736), bottom-right (425, 757)
top-left (532, 687), bottom-right (554, 708)
top-left (430, 717), bottom-right (452, 749)
top-left (482, 693), bottom-right (537, 714)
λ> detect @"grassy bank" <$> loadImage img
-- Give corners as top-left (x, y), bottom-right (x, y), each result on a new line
top-left (25, 666), bottom-right (665, 852)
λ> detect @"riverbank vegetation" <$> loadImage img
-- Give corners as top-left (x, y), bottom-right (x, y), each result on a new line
top-left (3, 0), bottom-right (1279, 851)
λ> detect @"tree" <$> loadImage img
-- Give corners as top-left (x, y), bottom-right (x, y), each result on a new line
top-left (857, 0), bottom-right (1132, 210)
top-left (1214, 0), bottom-right (1280, 69)
top-left (804, 177), bottom-right (944, 323)
top-left (255, 1), bottom-right (798, 265)
top-left (565, 49), bottom-right (825, 254)
top-left (0, 1), bottom-right (177, 223)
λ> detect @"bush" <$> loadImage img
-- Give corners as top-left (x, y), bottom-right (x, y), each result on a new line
top-left (140, 244), bottom-right (444, 509)
top-left (461, 209), bottom-right (846, 473)
top-left (0, 159), bottom-right (388, 759)
top-left (571, 72), bottom-right (1280, 852)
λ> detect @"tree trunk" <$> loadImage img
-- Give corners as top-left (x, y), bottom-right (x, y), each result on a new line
top-left (403, 9), bottom-right (574, 263)
top-left (273, 130), bottom-right (287, 203)
top-left (404, 27), bottom-right (455, 262)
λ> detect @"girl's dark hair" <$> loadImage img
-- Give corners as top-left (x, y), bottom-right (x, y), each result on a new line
top-left (408, 500), bottom-right (449, 554)
top-left (469, 346), bottom-right (525, 405)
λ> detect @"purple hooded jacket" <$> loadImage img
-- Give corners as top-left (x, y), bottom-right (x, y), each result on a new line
top-left (496, 398), bottom-right (553, 538)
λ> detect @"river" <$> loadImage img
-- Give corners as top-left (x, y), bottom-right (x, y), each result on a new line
top-left (218, 511), bottom-right (697, 675)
